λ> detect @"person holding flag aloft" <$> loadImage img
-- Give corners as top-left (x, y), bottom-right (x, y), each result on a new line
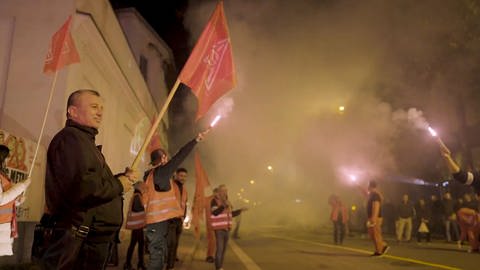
top-left (143, 131), bottom-right (207, 270)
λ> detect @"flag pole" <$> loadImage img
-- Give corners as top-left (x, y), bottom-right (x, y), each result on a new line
top-left (131, 79), bottom-right (181, 169)
top-left (28, 70), bottom-right (59, 178)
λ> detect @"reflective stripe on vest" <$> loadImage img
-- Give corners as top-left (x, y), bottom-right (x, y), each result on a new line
top-left (0, 174), bottom-right (14, 224)
top-left (125, 194), bottom-right (146, 230)
top-left (209, 199), bottom-right (232, 230)
top-left (144, 170), bottom-right (183, 224)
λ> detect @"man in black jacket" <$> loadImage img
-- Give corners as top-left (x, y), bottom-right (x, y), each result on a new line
top-left (39, 89), bottom-right (137, 270)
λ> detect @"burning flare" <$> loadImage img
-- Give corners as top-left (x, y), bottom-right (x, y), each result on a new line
top-left (428, 127), bottom-right (437, 137)
top-left (210, 115), bottom-right (222, 128)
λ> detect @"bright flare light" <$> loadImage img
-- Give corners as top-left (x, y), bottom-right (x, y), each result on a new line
top-left (428, 127), bottom-right (437, 137)
top-left (210, 115), bottom-right (222, 127)
top-left (267, 165), bottom-right (273, 171)
top-left (339, 106), bottom-right (345, 112)
top-left (349, 174), bottom-right (357, 182)
top-left (250, 180), bottom-right (255, 184)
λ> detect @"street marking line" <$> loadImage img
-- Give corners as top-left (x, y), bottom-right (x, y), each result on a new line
top-left (229, 239), bottom-right (262, 270)
top-left (266, 235), bottom-right (461, 270)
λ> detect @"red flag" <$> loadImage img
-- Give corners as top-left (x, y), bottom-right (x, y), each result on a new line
top-left (191, 152), bottom-right (211, 239)
top-left (178, 1), bottom-right (236, 120)
top-left (43, 15), bottom-right (80, 74)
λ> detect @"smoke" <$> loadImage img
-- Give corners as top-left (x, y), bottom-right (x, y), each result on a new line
top-left (392, 108), bottom-right (430, 130)
top-left (182, 0), bottom-right (480, 229)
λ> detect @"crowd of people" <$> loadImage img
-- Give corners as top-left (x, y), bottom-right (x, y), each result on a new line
top-left (1, 88), bottom-right (479, 269)
top-left (2, 89), bottom-right (246, 270)
top-left (329, 137), bottom-right (480, 256)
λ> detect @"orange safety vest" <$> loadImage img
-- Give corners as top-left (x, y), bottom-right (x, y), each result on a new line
top-left (172, 180), bottom-right (187, 219)
top-left (125, 193), bottom-right (146, 230)
top-left (0, 173), bottom-right (15, 224)
top-left (209, 198), bottom-right (232, 230)
top-left (143, 169), bottom-right (183, 225)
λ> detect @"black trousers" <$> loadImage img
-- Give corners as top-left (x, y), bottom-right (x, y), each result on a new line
top-left (38, 228), bottom-right (113, 270)
top-left (166, 218), bottom-right (183, 269)
top-left (126, 228), bottom-right (145, 266)
top-left (333, 220), bottom-right (346, 244)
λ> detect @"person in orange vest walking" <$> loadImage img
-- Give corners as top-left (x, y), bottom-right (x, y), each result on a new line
top-left (166, 168), bottom-right (189, 270)
top-left (143, 131), bottom-right (207, 270)
top-left (0, 144), bottom-right (30, 256)
top-left (124, 182), bottom-right (147, 270)
top-left (210, 185), bottom-right (247, 270)
top-left (204, 188), bottom-right (218, 263)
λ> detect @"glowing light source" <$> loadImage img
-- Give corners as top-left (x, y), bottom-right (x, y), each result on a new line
top-left (250, 180), bottom-right (255, 184)
top-left (428, 127), bottom-right (437, 137)
top-left (338, 106), bottom-right (345, 112)
top-left (349, 174), bottom-right (357, 182)
top-left (351, 205), bottom-right (357, 211)
top-left (267, 165), bottom-right (273, 171)
top-left (210, 115), bottom-right (222, 127)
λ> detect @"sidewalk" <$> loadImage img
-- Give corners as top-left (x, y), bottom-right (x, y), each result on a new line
top-left (108, 229), bottom-right (246, 270)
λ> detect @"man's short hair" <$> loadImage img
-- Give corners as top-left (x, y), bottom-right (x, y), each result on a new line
top-left (176, 167), bottom-right (188, 174)
top-left (66, 89), bottom-right (100, 118)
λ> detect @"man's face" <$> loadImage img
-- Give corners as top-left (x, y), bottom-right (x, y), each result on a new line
top-left (68, 92), bottom-right (103, 129)
top-left (159, 154), bottom-right (168, 165)
top-left (175, 171), bottom-right (188, 184)
top-left (444, 193), bottom-right (451, 200)
top-left (402, 195), bottom-right (408, 203)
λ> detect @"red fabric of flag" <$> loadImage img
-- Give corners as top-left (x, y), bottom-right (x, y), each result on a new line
top-left (43, 15), bottom-right (80, 74)
top-left (191, 152), bottom-right (211, 239)
top-left (178, 1), bottom-right (236, 120)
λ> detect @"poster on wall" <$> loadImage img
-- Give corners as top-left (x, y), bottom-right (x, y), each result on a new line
top-left (0, 129), bottom-right (45, 222)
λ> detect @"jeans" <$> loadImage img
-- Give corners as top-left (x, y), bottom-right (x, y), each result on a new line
top-left (146, 221), bottom-right (169, 270)
top-left (214, 229), bottom-right (229, 270)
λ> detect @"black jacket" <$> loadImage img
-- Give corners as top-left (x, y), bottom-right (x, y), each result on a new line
top-left (143, 138), bottom-right (197, 192)
top-left (45, 120), bottom-right (124, 235)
